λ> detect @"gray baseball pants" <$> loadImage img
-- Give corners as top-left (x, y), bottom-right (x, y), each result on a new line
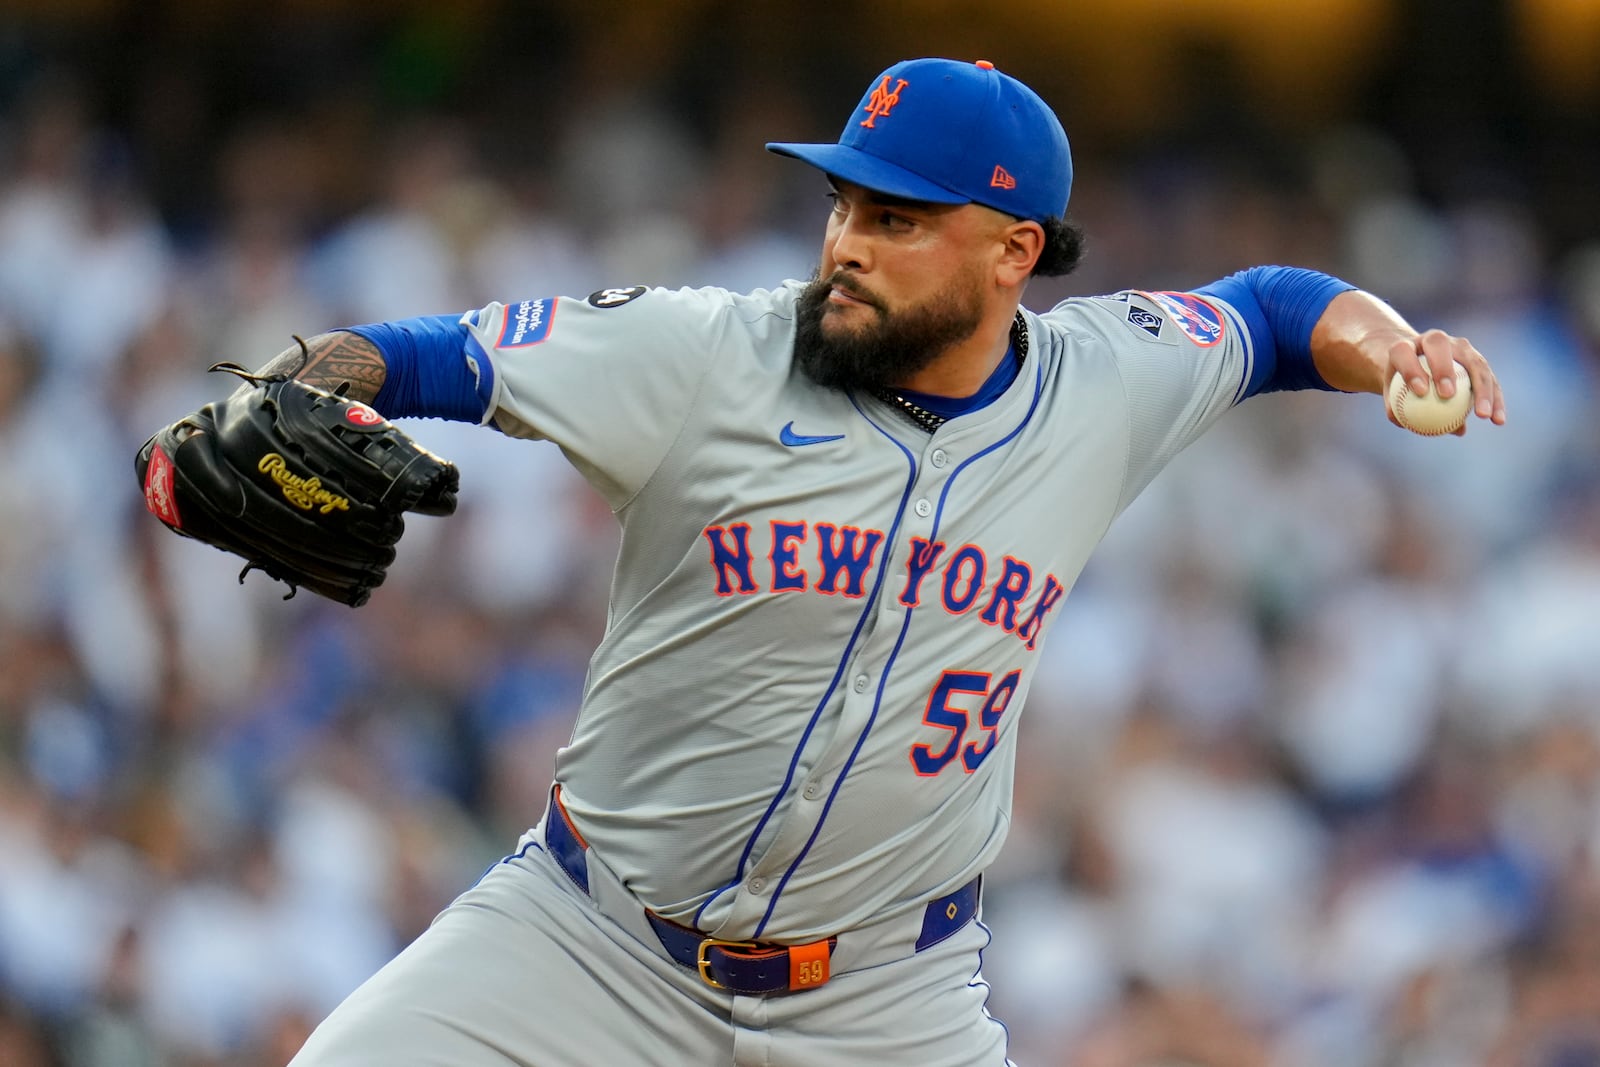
top-left (289, 816), bottom-right (1014, 1066)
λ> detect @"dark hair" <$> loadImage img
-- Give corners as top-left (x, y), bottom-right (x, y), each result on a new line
top-left (1032, 216), bottom-right (1085, 278)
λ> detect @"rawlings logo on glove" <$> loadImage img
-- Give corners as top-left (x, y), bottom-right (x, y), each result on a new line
top-left (258, 453), bottom-right (352, 514)
top-left (134, 353), bottom-right (459, 607)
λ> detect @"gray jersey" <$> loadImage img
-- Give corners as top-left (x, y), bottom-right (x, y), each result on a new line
top-left (460, 281), bottom-right (1255, 944)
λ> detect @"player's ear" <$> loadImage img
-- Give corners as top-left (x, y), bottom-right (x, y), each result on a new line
top-left (994, 219), bottom-right (1044, 288)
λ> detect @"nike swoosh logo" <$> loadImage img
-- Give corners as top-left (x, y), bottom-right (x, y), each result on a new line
top-left (779, 421), bottom-right (845, 447)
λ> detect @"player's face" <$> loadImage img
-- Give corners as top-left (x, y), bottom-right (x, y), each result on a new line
top-left (793, 181), bottom-right (996, 392)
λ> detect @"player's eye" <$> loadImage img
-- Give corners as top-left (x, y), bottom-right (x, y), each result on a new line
top-left (880, 211), bottom-right (913, 231)
top-left (825, 192), bottom-right (846, 215)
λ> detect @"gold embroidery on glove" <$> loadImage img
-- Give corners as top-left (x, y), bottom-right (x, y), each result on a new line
top-left (258, 454), bottom-right (351, 514)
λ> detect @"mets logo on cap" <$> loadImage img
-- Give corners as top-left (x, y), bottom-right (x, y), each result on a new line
top-left (860, 75), bottom-right (909, 128)
top-left (1139, 291), bottom-right (1225, 347)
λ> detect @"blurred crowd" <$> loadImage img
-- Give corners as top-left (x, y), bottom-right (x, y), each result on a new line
top-left (1, 22), bottom-right (1599, 1067)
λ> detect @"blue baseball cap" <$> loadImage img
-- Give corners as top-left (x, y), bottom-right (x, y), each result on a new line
top-left (767, 57), bottom-right (1072, 224)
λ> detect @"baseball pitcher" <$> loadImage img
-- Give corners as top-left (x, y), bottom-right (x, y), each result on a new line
top-left (136, 57), bottom-right (1505, 1066)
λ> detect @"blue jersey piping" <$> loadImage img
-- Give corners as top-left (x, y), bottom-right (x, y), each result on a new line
top-left (692, 410), bottom-right (920, 927)
top-left (755, 357), bottom-right (1046, 936)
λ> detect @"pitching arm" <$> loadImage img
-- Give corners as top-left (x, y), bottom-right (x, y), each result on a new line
top-left (1308, 290), bottom-right (1506, 431)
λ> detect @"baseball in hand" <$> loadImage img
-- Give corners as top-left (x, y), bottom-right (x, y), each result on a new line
top-left (1387, 363), bottom-right (1472, 435)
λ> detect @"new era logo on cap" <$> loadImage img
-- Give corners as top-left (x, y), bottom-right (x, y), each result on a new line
top-left (767, 57), bottom-right (1072, 224)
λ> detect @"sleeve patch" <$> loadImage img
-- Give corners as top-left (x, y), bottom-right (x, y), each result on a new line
top-left (1127, 305), bottom-right (1163, 337)
top-left (1138, 291), bottom-right (1224, 347)
top-left (587, 285), bottom-right (648, 308)
top-left (498, 299), bottom-right (558, 347)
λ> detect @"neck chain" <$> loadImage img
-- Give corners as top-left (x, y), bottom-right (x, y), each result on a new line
top-left (872, 311), bottom-right (1028, 434)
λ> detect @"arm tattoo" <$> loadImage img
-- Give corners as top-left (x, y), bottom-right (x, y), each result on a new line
top-left (255, 331), bottom-right (387, 403)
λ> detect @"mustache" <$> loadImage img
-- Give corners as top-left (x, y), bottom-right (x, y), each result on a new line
top-left (822, 271), bottom-right (881, 309)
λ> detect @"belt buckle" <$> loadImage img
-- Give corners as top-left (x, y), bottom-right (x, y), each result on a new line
top-left (696, 937), bottom-right (760, 989)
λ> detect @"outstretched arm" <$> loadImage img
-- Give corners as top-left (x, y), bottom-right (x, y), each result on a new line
top-left (1310, 289), bottom-right (1506, 433)
top-left (1198, 268), bottom-right (1507, 435)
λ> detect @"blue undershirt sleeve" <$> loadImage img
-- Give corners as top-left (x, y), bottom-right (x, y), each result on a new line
top-left (1196, 266), bottom-right (1357, 398)
top-left (345, 313), bottom-right (494, 423)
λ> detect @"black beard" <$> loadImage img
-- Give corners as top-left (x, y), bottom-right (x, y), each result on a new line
top-left (792, 268), bottom-right (984, 392)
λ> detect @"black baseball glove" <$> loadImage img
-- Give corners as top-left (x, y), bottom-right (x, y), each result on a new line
top-left (134, 357), bottom-right (459, 607)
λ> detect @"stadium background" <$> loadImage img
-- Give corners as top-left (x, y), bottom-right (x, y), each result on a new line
top-left (1, 0), bottom-right (1598, 1063)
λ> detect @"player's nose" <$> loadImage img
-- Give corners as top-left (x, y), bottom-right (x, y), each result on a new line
top-left (828, 215), bottom-right (872, 272)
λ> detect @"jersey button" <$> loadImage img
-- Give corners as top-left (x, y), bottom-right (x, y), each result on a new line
top-left (748, 876), bottom-right (766, 893)
top-left (803, 781), bottom-right (820, 799)
top-left (931, 449), bottom-right (948, 468)
top-left (914, 498), bottom-right (932, 517)
top-left (852, 674), bottom-right (870, 692)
